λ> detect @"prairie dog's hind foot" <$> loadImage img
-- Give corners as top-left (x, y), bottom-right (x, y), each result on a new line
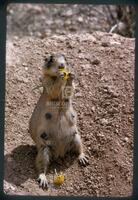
top-left (37, 173), bottom-right (49, 189)
top-left (36, 147), bottom-right (50, 189)
top-left (73, 133), bottom-right (89, 166)
top-left (78, 153), bottom-right (89, 166)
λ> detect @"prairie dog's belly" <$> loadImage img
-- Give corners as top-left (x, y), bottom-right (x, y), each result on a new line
top-left (29, 93), bottom-right (77, 157)
top-left (37, 109), bottom-right (76, 158)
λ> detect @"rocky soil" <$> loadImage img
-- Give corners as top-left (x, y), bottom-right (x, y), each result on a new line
top-left (4, 32), bottom-right (134, 196)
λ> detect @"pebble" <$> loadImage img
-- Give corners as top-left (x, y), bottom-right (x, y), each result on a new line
top-left (100, 118), bottom-right (108, 125)
top-left (103, 85), bottom-right (119, 97)
top-left (10, 185), bottom-right (16, 191)
top-left (91, 106), bottom-right (95, 112)
top-left (66, 41), bottom-right (73, 49)
top-left (4, 181), bottom-right (16, 192)
top-left (114, 148), bottom-right (118, 153)
top-left (124, 137), bottom-right (129, 143)
top-left (78, 16), bottom-right (83, 22)
top-left (22, 78), bottom-right (29, 83)
top-left (128, 117), bottom-right (133, 123)
top-left (92, 58), bottom-right (100, 65)
top-left (22, 63), bottom-right (27, 66)
top-left (114, 128), bottom-right (119, 134)
top-left (7, 156), bottom-right (13, 162)
top-left (110, 41), bottom-right (121, 45)
top-left (75, 92), bottom-right (82, 97)
top-left (108, 107), bottom-right (119, 114)
top-left (107, 174), bottom-right (115, 180)
top-left (66, 186), bottom-right (73, 192)
top-left (119, 54), bottom-right (124, 59)
top-left (101, 42), bottom-right (109, 47)
top-left (65, 9), bottom-right (73, 17)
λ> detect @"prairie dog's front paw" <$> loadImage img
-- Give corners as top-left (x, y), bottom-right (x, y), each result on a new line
top-left (37, 173), bottom-right (49, 189)
top-left (59, 72), bottom-right (65, 80)
top-left (69, 72), bottom-right (75, 80)
top-left (78, 153), bottom-right (89, 166)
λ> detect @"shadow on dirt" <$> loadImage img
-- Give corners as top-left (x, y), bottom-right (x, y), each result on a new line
top-left (4, 144), bottom-right (77, 187)
top-left (4, 145), bottom-right (37, 186)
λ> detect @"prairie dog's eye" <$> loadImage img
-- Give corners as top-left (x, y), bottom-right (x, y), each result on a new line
top-left (45, 56), bottom-right (53, 68)
top-left (58, 63), bottom-right (65, 69)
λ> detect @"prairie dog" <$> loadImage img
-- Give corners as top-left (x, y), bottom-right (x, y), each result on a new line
top-left (29, 54), bottom-right (88, 189)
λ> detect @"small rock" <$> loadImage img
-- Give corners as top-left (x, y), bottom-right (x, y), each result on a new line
top-left (101, 75), bottom-right (109, 82)
top-left (79, 114), bottom-right (83, 119)
top-left (128, 117), bottom-right (133, 123)
top-left (95, 190), bottom-right (100, 195)
top-left (75, 88), bottom-right (80, 93)
top-left (65, 19), bottom-right (71, 25)
top-left (88, 147), bottom-right (91, 151)
top-left (101, 42), bottom-right (109, 47)
top-left (110, 41), bottom-right (121, 45)
top-left (66, 41), bottom-right (73, 49)
top-left (22, 78), bottom-right (29, 83)
top-left (78, 16), bottom-right (83, 22)
top-left (22, 63), bottom-right (27, 67)
top-left (10, 185), bottom-right (16, 191)
top-left (83, 64), bottom-right (91, 69)
top-left (119, 54), bottom-right (124, 59)
top-left (66, 186), bottom-right (73, 192)
top-left (92, 58), bottom-right (101, 65)
top-left (114, 148), bottom-right (118, 153)
top-left (91, 106), bottom-right (95, 112)
top-left (107, 174), bottom-right (115, 180)
top-left (100, 118), bottom-right (108, 125)
top-left (124, 137), bottom-right (129, 143)
top-left (109, 107), bottom-right (119, 114)
top-left (65, 9), bottom-right (73, 17)
top-left (88, 91), bottom-right (92, 96)
top-left (114, 128), bottom-right (119, 134)
top-left (6, 156), bottom-right (13, 162)
top-left (75, 92), bottom-right (82, 97)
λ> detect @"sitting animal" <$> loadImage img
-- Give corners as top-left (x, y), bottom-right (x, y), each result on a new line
top-left (29, 54), bottom-right (88, 189)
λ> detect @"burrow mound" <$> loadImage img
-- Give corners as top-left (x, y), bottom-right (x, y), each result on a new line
top-left (4, 32), bottom-right (134, 196)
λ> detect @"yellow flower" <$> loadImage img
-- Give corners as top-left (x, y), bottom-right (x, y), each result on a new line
top-left (53, 170), bottom-right (65, 186)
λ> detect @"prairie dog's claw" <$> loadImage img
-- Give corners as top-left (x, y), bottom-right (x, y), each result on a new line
top-left (59, 72), bottom-right (65, 80)
top-left (69, 73), bottom-right (75, 80)
top-left (79, 153), bottom-right (89, 166)
top-left (37, 173), bottom-right (49, 190)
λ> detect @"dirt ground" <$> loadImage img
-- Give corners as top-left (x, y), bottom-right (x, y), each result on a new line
top-left (4, 31), bottom-right (134, 196)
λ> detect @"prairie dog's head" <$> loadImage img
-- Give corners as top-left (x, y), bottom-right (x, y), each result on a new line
top-left (43, 54), bottom-right (70, 77)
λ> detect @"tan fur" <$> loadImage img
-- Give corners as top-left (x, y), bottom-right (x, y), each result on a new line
top-left (29, 54), bottom-right (88, 189)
